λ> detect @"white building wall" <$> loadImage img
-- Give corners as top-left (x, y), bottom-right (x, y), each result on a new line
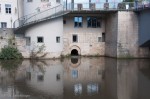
top-left (25, 17), bottom-right (63, 58)
top-left (23, 0), bottom-right (63, 16)
top-left (0, 0), bottom-right (21, 28)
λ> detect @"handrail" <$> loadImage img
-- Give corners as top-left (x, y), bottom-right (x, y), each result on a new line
top-left (14, 1), bottom-right (150, 29)
top-left (14, 4), bottom-right (64, 29)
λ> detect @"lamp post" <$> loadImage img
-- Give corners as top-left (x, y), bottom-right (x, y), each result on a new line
top-left (71, 0), bottom-right (74, 10)
top-left (66, 0), bottom-right (67, 10)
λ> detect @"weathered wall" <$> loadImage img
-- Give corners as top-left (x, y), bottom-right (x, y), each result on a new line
top-left (117, 11), bottom-right (150, 58)
top-left (0, 29), bottom-right (14, 50)
top-left (117, 11), bottom-right (139, 58)
top-left (105, 12), bottom-right (118, 57)
top-left (63, 13), bottom-right (105, 56)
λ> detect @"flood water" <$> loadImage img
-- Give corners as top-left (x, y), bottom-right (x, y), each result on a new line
top-left (0, 57), bottom-right (150, 99)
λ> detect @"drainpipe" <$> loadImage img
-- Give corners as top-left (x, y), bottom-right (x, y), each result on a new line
top-left (17, 0), bottom-right (19, 19)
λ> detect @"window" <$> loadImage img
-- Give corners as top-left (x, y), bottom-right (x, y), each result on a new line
top-left (56, 0), bottom-right (60, 3)
top-left (74, 17), bottom-right (83, 27)
top-left (98, 37), bottom-right (102, 42)
top-left (27, 0), bottom-right (33, 2)
top-left (26, 37), bottom-right (31, 46)
top-left (37, 75), bottom-right (44, 82)
top-left (5, 4), bottom-right (11, 14)
top-left (1, 22), bottom-right (7, 28)
top-left (56, 74), bottom-right (60, 81)
top-left (37, 37), bottom-right (44, 43)
top-left (102, 33), bottom-right (105, 42)
top-left (87, 17), bottom-right (101, 28)
top-left (72, 35), bottom-right (78, 42)
top-left (63, 20), bottom-right (66, 24)
top-left (41, 0), bottom-right (49, 2)
top-left (56, 36), bottom-right (60, 43)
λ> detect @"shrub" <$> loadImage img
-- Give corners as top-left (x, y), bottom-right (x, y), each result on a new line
top-left (0, 46), bottom-right (23, 59)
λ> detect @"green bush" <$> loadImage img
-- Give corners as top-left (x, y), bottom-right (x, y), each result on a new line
top-left (0, 46), bottom-right (23, 59)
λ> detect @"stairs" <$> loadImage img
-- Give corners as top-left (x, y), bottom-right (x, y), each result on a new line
top-left (14, 4), bottom-right (69, 30)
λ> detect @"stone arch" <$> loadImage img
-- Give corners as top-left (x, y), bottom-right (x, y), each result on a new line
top-left (70, 45), bottom-right (81, 56)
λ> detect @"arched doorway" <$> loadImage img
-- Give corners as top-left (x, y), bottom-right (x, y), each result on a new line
top-left (71, 49), bottom-right (78, 56)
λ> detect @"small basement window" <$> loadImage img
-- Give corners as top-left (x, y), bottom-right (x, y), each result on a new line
top-left (37, 37), bottom-right (44, 43)
top-left (56, 36), bottom-right (60, 43)
top-left (72, 35), bottom-right (78, 43)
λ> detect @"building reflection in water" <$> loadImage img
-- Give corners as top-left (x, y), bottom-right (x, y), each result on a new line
top-left (0, 58), bottom-right (150, 99)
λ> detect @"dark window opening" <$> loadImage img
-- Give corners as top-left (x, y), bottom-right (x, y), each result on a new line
top-left (71, 49), bottom-right (79, 56)
top-left (26, 37), bottom-right (31, 46)
top-left (87, 17), bottom-right (101, 28)
top-left (1, 22), bottom-right (7, 28)
top-left (102, 33), bottom-right (105, 42)
top-left (73, 35), bottom-right (78, 42)
top-left (37, 37), bottom-right (44, 43)
top-left (98, 37), bottom-right (102, 42)
top-left (37, 75), bottom-right (44, 82)
top-left (63, 20), bottom-right (66, 24)
top-left (56, 74), bottom-right (60, 81)
top-left (56, 36), bottom-right (60, 43)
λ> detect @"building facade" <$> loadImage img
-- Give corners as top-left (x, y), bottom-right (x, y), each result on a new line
top-left (0, 0), bottom-right (19, 28)
top-left (0, 0), bottom-right (150, 58)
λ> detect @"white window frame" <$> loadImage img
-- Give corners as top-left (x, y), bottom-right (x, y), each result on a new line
top-left (5, 4), bottom-right (11, 14)
top-left (1, 22), bottom-right (7, 28)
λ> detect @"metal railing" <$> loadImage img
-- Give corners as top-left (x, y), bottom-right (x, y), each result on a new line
top-left (14, 1), bottom-right (150, 29)
top-left (14, 4), bottom-right (65, 29)
top-left (135, 1), bottom-right (150, 10)
top-left (64, 2), bottom-right (135, 11)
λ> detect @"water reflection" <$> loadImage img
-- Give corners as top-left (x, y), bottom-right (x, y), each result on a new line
top-left (0, 58), bottom-right (150, 99)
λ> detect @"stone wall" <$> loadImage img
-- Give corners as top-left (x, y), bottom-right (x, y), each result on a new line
top-left (63, 13), bottom-right (105, 56)
top-left (105, 12), bottom-right (118, 57)
top-left (0, 29), bottom-right (14, 50)
top-left (117, 11), bottom-right (150, 58)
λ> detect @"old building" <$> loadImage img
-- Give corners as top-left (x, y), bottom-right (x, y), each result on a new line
top-left (0, 0), bottom-right (150, 58)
